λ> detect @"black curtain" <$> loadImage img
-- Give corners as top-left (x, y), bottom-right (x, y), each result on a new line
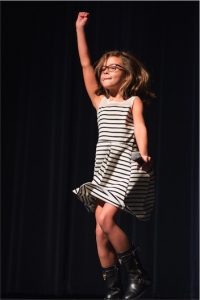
top-left (2, 1), bottom-right (199, 299)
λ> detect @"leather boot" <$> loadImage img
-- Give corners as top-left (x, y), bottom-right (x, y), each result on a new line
top-left (117, 245), bottom-right (151, 300)
top-left (102, 264), bottom-right (123, 299)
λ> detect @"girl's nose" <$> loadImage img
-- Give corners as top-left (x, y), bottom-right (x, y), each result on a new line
top-left (103, 67), bottom-right (109, 74)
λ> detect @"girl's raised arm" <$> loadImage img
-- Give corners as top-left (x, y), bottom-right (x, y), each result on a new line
top-left (76, 12), bottom-right (101, 109)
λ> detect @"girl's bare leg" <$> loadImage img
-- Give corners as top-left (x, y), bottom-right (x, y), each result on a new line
top-left (95, 203), bottom-right (118, 267)
top-left (96, 202), bottom-right (131, 254)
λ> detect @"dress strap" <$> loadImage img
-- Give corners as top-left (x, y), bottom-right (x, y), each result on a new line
top-left (129, 96), bottom-right (137, 109)
top-left (97, 96), bottom-right (106, 110)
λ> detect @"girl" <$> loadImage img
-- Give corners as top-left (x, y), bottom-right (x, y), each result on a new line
top-left (72, 12), bottom-right (155, 300)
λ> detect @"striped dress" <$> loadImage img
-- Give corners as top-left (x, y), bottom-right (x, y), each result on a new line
top-left (72, 96), bottom-right (155, 221)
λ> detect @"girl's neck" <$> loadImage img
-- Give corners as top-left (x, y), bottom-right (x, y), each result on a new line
top-left (108, 91), bottom-right (124, 101)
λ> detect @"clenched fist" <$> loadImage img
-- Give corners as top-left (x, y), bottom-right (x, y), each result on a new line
top-left (76, 12), bottom-right (90, 29)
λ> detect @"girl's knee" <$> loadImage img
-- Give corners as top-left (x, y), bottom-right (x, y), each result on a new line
top-left (97, 214), bottom-right (115, 234)
top-left (95, 223), bottom-right (108, 241)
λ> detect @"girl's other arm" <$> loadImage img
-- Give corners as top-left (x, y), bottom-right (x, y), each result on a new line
top-left (132, 97), bottom-right (151, 162)
top-left (76, 12), bottom-right (101, 110)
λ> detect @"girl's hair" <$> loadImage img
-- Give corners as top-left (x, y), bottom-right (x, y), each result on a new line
top-left (94, 50), bottom-right (156, 105)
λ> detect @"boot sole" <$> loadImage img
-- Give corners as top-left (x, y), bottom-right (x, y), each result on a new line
top-left (121, 284), bottom-right (151, 300)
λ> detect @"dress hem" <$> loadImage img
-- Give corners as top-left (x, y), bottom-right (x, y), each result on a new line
top-left (72, 181), bottom-right (153, 222)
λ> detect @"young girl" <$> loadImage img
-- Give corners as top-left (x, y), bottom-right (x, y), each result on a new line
top-left (72, 12), bottom-right (155, 300)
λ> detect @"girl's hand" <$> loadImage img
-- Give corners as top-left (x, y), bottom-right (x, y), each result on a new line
top-left (141, 155), bottom-right (151, 163)
top-left (137, 155), bottom-right (153, 172)
top-left (76, 12), bottom-right (90, 29)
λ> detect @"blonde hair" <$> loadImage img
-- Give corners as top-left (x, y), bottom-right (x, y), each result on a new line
top-left (94, 50), bottom-right (156, 104)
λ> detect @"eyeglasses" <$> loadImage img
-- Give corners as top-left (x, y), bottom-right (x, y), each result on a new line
top-left (100, 64), bottom-right (127, 73)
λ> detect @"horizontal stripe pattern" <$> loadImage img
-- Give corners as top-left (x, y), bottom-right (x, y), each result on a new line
top-left (72, 96), bottom-right (155, 221)
top-left (97, 98), bottom-right (135, 143)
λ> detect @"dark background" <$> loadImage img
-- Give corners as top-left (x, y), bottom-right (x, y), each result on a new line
top-left (2, 1), bottom-right (199, 299)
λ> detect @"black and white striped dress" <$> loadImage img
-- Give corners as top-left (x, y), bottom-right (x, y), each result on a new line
top-left (72, 96), bottom-right (155, 221)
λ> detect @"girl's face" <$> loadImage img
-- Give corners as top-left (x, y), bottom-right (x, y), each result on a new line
top-left (100, 56), bottom-right (127, 93)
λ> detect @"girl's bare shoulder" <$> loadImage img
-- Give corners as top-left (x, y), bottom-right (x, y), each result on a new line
top-left (132, 96), bottom-right (144, 111)
top-left (133, 95), bottom-right (143, 104)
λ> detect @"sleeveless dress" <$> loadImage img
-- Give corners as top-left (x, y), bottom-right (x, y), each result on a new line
top-left (72, 96), bottom-right (155, 221)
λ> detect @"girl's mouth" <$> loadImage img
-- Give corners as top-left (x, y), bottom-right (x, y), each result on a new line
top-left (103, 78), bottom-right (112, 81)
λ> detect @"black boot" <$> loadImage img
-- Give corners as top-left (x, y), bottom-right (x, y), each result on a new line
top-left (102, 264), bottom-right (123, 299)
top-left (117, 245), bottom-right (151, 300)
